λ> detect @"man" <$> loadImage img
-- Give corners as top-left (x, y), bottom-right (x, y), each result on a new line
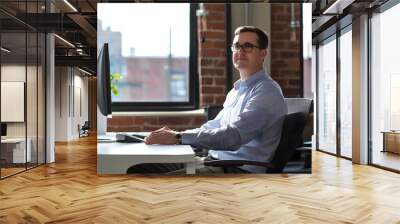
top-left (131, 26), bottom-right (287, 173)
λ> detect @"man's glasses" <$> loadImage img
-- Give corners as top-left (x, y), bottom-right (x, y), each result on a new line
top-left (231, 42), bottom-right (260, 53)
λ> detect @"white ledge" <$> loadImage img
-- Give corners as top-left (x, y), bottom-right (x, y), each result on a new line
top-left (111, 109), bottom-right (206, 117)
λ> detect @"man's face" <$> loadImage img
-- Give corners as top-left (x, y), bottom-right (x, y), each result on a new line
top-left (232, 32), bottom-right (267, 75)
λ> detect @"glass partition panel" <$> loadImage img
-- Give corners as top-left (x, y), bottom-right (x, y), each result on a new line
top-left (26, 0), bottom-right (40, 170)
top-left (1, 31), bottom-right (27, 178)
top-left (0, 0), bottom-right (46, 179)
top-left (27, 30), bottom-right (38, 169)
top-left (339, 29), bottom-right (352, 158)
top-left (38, 32), bottom-right (45, 165)
top-left (317, 37), bottom-right (337, 154)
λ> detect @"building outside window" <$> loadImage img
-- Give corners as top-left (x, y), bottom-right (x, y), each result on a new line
top-left (97, 3), bottom-right (197, 111)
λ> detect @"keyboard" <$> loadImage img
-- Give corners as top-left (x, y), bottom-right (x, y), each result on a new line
top-left (131, 133), bottom-right (147, 139)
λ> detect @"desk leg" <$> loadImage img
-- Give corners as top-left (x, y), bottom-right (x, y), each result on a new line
top-left (185, 162), bottom-right (196, 174)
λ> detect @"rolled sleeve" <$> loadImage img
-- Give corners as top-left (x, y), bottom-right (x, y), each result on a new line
top-left (181, 124), bottom-right (241, 150)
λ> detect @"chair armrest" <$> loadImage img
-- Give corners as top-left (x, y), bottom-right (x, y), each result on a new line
top-left (302, 141), bottom-right (312, 147)
top-left (203, 157), bottom-right (275, 169)
top-left (296, 146), bottom-right (311, 152)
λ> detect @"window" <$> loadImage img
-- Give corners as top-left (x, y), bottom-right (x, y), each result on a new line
top-left (339, 27), bottom-right (352, 158)
top-left (316, 23), bottom-right (353, 159)
top-left (317, 36), bottom-right (337, 155)
top-left (97, 3), bottom-right (198, 111)
top-left (370, 2), bottom-right (400, 171)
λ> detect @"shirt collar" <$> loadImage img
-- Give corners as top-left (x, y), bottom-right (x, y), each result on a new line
top-left (233, 69), bottom-right (267, 90)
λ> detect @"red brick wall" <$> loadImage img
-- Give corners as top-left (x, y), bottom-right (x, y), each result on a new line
top-left (270, 4), bottom-right (302, 97)
top-left (199, 3), bottom-right (227, 107)
top-left (108, 115), bottom-right (206, 132)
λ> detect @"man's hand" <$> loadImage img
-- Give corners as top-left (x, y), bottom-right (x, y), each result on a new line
top-left (145, 126), bottom-right (179, 145)
top-left (152, 126), bottom-right (173, 133)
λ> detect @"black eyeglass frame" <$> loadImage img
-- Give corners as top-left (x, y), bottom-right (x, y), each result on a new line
top-left (231, 42), bottom-right (261, 52)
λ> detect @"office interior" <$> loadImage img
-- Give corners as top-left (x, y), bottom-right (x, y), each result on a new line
top-left (0, 0), bottom-right (400, 223)
top-left (0, 0), bottom-right (97, 179)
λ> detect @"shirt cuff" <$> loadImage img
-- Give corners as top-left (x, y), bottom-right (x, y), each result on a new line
top-left (181, 132), bottom-right (198, 145)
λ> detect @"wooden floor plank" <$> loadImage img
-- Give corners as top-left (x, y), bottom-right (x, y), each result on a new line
top-left (0, 135), bottom-right (400, 223)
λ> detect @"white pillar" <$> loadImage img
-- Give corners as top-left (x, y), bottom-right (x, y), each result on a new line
top-left (352, 14), bottom-right (369, 164)
top-left (46, 33), bottom-right (55, 163)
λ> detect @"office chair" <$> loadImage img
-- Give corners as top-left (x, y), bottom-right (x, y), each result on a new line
top-left (205, 99), bottom-right (313, 148)
top-left (204, 111), bottom-right (309, 173)
top-left (285, 98), bottom-right (313, 170)
top-left (205, 105), bottom-right (224, 121)
top-left (285, 98), bottom-right (313, 115)
top-left (79, 121), bottom-right (90, 138)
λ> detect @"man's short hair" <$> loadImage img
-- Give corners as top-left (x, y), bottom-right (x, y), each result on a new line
top-left (234, 26), bottom-right (269, 49)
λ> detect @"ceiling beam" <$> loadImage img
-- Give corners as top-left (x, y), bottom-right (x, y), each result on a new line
top-left (322, 0), bottom-right (356, 14)
top-left (67, 13), bottom-right (97, 43)
top-left (55, 55), bottom-right (96, 72)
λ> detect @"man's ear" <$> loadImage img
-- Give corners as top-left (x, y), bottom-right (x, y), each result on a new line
top-left (261, 48), bottom-right (267, 58)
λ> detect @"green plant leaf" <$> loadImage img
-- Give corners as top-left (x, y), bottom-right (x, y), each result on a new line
top-left (110, 73), bottom-right (124, 96)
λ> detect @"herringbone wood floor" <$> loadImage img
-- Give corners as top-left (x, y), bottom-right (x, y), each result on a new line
top-left (1, 135), bottom-right (400, 223)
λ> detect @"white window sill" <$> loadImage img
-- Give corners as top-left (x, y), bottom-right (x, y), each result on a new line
top-left (111, 109), bottom-right (206, 117)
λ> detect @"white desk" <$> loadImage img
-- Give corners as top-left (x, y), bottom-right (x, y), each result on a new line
top-left (1, 138), bottom-right (31, 163)
top-left (97, 133), bottom-right (196, 174)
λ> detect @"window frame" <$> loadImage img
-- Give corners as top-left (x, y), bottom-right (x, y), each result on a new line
top-left (315, 33), bottom-right (338, 156)
top-left (111, 4), bottom-right (199, 112)
top-left (368, 0), bottom-right (400, 172)
top-left (338, 24), bottom-right (353, 159)
top-left (314, 15), bottom-right (353, 160)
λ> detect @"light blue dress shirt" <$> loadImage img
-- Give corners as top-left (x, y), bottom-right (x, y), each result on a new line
top-left (182, 69), bottom-right (287, 173)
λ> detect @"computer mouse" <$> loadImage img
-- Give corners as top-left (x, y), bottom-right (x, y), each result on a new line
top-left (115, 133), bottom-right (144, 143)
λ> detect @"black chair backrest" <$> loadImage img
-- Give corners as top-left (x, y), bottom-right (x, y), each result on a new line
top-left (206, 105), bottom-right (224, 121)
top-left (285, 98), bottom-right (313, 143)
top-left (266, 112), bottom-right (308, 173)
top-left (285, 98), bottom-right (313, 114)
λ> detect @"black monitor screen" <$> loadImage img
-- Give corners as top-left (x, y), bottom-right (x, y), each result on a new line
top-left (1, 123), bottom-right (6, 137)
top-left (97, 43), bottom-right (112, 116)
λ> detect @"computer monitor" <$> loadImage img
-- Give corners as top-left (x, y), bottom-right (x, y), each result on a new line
top-left (1, 123), bottom-right (7, 137)
top-left (97, 43), bottom-right (112, 117)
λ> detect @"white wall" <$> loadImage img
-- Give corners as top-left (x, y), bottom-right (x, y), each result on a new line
top-left (1, 65), bottom-right (28, 137)
top-left (72, 73), bottom-right (89, 138)
top-left (55, 67), bottom-right (69, 141)
top-left (1, 82), bottom-right (25, 122)
top-left (54, 67), bottom-right (89, 141)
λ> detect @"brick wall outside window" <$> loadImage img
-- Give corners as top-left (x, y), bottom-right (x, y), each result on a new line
top-left (108, 3), bottom-right (302, 132)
